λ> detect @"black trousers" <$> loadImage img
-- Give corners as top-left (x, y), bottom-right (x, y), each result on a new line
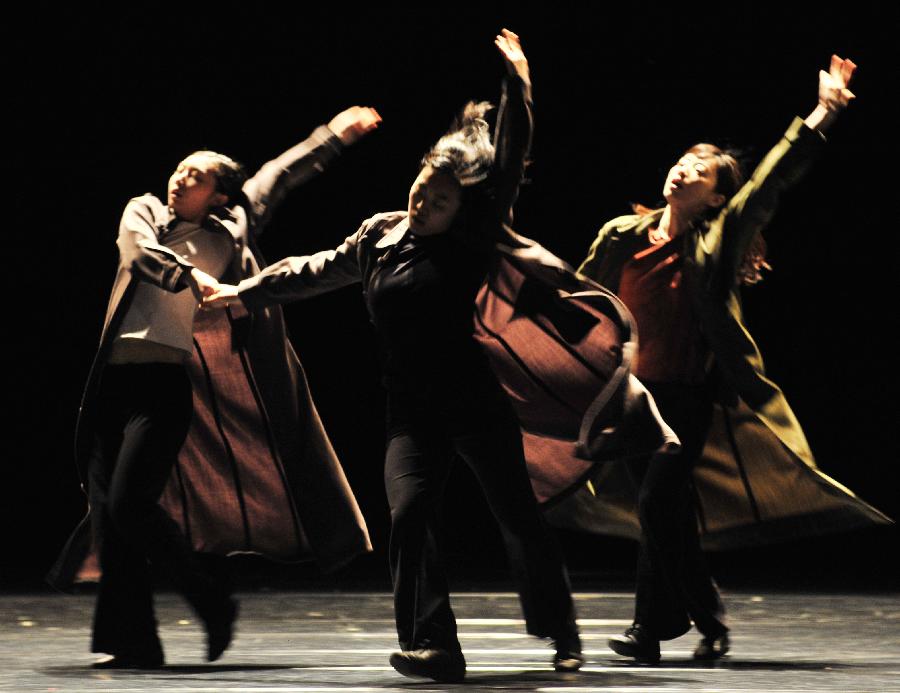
top-left (383, 403), bottom-right (577, 652)
top-left (628, 381), bottom-right (726, 641)
top-left (88, 363), bottom-right (226, 659)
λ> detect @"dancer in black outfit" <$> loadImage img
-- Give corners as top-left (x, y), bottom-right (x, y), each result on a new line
top-left (205, 29), bottom-right (582, 682)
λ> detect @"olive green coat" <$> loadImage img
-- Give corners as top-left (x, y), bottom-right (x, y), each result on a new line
top-left (546, 118), bottom-right (891, 548)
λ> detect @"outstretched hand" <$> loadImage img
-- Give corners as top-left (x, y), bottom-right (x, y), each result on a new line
top-left (495, 28), bottom-right (528, 81)
top-left (818, 54), bottom-right (856, 113)
top-left (200, 284), bottom-right (243, 311)
top-left (188, 268), bottom-right (221, 303)
top-left (805, 54), bottom-right (857, 133)
top-left (328, 106), bottom-right (382, 146)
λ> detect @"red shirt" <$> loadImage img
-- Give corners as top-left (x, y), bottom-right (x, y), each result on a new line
top-left (617, 231), bottom-right (707, 384)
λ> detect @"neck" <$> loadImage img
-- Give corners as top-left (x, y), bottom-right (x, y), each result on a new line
top-left (659, 203), bottom-right (702, 239)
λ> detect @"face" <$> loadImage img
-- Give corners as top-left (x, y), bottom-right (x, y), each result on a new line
top-left (662, 153), bottom-right (725, 214)
top-left (407, 165), bottom-right (462, 237)
top-left (167, 154), bottom-right (227, 223)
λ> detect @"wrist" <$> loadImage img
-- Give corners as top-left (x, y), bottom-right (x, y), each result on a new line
top-left (804, 104), bottom-right (836, 133)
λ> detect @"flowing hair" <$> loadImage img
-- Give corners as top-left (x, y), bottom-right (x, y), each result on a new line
top-left (421, 101), bottom-right (496, 190)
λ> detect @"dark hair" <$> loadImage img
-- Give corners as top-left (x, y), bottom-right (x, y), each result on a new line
top-left (188, 150), bottom-right (248, 204)
top-left (684, 144), bottom-right (769, 285)
top-left (635, 143), bottom-right (770, 285)
top-left (421, 101), bottom-right (495, 189)
top-left (682, 143), bottom-right (744, 218)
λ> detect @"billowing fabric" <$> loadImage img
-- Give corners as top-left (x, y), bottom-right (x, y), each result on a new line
top-left (549, 117), bottom-right (892, 548)
top-left (236, 73), bottom-right (677, 511)
top-left (473, 243), bottom-right (678, 505)
top-left (239, 209), bottom-right (678, 509)
top-left (49, 127), bottom-right (371, 589)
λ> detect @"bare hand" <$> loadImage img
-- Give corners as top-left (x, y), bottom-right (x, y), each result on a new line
top-left (201, 284), bottom-right (243, 311)
top-left (188, 267), bottom-right (221, 302)
top-left (495, 28), bottom-right (528, 81)
top-left (818, 54), bottom-right (856, 112)
top-left (804, 54), bottom-right (857, 133)
top-left (327, 106), bottom-right (382, 146)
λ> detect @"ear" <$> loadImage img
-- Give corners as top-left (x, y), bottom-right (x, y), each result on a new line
top-left (708, 192), bottom-right (726, 210)
top-left (211, 192), bottom-right (229, 208)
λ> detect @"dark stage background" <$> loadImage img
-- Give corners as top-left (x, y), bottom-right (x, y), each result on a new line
top-left (5, 3), bottom-right (898, 591)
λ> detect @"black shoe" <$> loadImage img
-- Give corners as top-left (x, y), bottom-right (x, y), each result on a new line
top-left (204, 597), bottom-right (238, 662)
top-left (694, 631), bottom-right (730, 660)
top-left (91, 654), bottom-right (164, 669)
top-left (553, 630), bottom-right (585, 672)
top-left (389, 648), bottom-right (466, 682)
top-left (608, 624), bottom-right (660, 663)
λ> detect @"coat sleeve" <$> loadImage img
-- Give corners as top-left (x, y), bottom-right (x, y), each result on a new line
top-left (713, 117), bottom-right (826, 289)
top-left (237, 223), bottom-right (365, 309)
top-left (577, 220), bottom-right (618, 280)
top-left (576, 215), bottom-right (644, 291)
top-left (116, 196), bottom-right (195, 292)
top-left (492, 73), bottom-right (533, 226)
top-left (242, 125), bottom-right (344, 234)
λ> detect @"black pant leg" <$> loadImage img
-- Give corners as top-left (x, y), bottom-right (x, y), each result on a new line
top-left (631, 381), bottom-right (725, 640)
top-left (89, 399), bottom-right (163, 659)
top-left (91, 364), bottom-right (226, 657)
top-left (383, 430), bottom-right (458, 652)
top-left (451, 409), bottom-right (577, 640)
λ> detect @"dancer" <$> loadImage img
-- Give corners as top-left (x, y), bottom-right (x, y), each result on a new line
top-left (50, 106), bottom-right (380, 668)
top-left (204, 30), bottom-right (593, 682)
top-left (578, 55), bottom-right (865, 662)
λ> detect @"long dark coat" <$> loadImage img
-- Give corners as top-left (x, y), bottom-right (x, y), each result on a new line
top-left (49, 126), bottom-right (371, 588)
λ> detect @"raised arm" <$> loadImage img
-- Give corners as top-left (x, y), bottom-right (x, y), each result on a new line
top-left (492, 28), bottom-right (533, 226)
top-left (714, 55), bottom-right (856, 286)
top-left (243, 106), bottom-right (381, 233)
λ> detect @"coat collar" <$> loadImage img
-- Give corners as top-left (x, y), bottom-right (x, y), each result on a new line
top-left (374, 217), bottom-right (410, 248)
top-left (157, 201), bottom-right (241, 240)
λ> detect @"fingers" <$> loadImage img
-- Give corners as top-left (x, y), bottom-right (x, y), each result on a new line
top-left (495, 27), bottom-right (522, 56)
top-left (829, 54), bottom-right (842, 81)
top-left (329, 106), bottom-right (382, 145)
top-left (841, 57), bottom-right (857, 88)
top-left (819, 57), bottom-right (857, 111)
top-left (495, 27), bottom-right (526, 76)
top-left (358, 106), bottom-right (382, 133)
top-left (200, 293), bottom-right (232, 311)
top-left (829, 54), bottom-right (857, 89)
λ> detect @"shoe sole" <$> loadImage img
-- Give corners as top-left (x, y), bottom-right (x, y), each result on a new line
top-left (607, 638), bottom-right (660, 664)
top-left (388, 653), bottom-right (465, 683)
top-left (554, 656), bottom-right (585, 672)
top-left (693, 646), bottom-right (730, 660)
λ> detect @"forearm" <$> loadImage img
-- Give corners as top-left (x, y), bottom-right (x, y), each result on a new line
top-left (804, 104), bottom-right (837, 134)
top-left (493, 73), bottom-right (534, 223)
top-left (117, 196), bottom-right (195, 292)
top-left (720, 117), bottom-right (826, 268)
top-left (237, 239), bottom-right (361, 309)
top-left (244, 125), bottom-right (344, 230)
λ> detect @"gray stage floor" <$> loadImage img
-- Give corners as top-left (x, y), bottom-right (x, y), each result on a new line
top-left (2, 590), bottom-right (898, 691)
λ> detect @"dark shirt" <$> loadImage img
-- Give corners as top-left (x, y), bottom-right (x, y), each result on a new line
top-left (366, 230), bottom-right (505, 431)
top-left (616, 232), bottom-right (707, 384)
